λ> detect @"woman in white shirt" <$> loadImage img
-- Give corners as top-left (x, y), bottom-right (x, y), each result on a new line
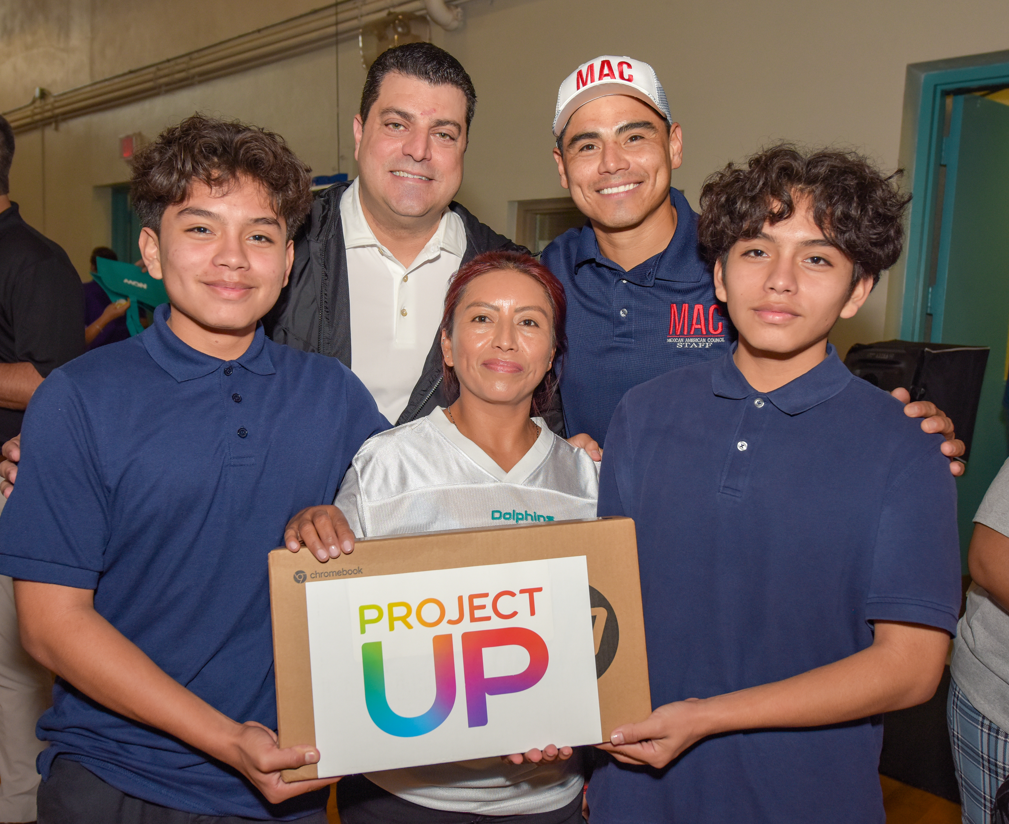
top-left (289, 251), bottom-right (598, 824)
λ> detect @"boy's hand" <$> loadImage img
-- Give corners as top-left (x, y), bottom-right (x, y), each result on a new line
top-left (0, 433), bottom-right (20, 498)
top-left (285, 505), bottom-right (355, 561)
top-left (501, 744), bottom-right (574, 765)
top-left (226, 720), bottom-right (338, 805)
top-left (600, 621), bottom-right (948, 772)
top-left (599, 699), bottom-right (709, 769)
top-left (15, 580), bottom-right (340, 806)
top-left (566, 432), bottom-right (602, 462)
top-left (891, 388), bottom-right (966, 476)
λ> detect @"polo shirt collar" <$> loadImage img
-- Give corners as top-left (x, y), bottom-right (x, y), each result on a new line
top-left (572, 187), bottom-right (704, 286)
top-left (341, 178), bottom-right (464, 259)
top-left (712, 343), bottom-right (853, 415)
top-left (142, 304), bottom-right (275, 383)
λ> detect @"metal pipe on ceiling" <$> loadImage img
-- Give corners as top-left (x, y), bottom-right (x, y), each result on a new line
top-left (424, 0), bottom-right (464, 31)
top-left (3, 0), bottom-right (469, 133)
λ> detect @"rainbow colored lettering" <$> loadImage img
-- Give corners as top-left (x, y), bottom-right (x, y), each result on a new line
top-left (461, 628), bottom-right (548, 727)
top-left (362, 635), bottom-right (456, 737)
top-left (359, 589), bottom-right (550, 737)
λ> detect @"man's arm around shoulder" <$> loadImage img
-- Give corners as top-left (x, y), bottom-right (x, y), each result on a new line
top-left (14, 580), bottom-right (338, 803)
top-left (0, 361), bottom-right (43, 410)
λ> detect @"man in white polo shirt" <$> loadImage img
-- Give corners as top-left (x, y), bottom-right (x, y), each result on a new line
top-left (267, 43), bottom-right (523, 425)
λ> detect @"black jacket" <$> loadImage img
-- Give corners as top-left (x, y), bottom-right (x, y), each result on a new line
top-left (265, 181), bottom-right (524, 425)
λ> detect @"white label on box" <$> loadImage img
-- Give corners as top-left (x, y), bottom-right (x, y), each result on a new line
top-left (304, 556), bottom-right (601, 776)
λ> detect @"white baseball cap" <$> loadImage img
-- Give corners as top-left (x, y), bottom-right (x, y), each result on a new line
top-left (553, 55), bottom-right (672, 137)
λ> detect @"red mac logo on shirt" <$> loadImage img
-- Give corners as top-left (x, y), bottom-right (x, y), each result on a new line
top-left (667, 303), bottom-right (727, 349)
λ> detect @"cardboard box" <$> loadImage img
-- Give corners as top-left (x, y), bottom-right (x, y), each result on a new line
top-left (269, 516), bottom-right (650, 781)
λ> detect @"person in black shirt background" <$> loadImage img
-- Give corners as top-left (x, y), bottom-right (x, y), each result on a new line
top-left (0, 115), bottom-right (84, 443)
top-left (0, 112), bottom-right (84, 824)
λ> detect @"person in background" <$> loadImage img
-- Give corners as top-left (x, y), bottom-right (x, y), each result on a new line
top-left (0, 112), bottom-right (84, 824)
top-left (949, 459), bottom-right (1009, 824)
top-left (0, 117), bottom-right (84, 445)
top-left (287, 251), bottom-right (595, 824)
top-left (83, 247), bottom-right (130, 349)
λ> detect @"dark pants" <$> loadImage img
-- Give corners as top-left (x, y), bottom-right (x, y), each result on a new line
top-left (337, 774), bottom-right (585, 824)
top-left (37, 758), bottom-right (329, 824)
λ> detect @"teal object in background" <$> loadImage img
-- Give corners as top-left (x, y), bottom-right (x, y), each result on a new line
top-left (93, 258), bottom-right (169, 336)
top-left (894, 51), bottom-right (1009, 572)
top-left (928, 94), bottom-right (1009, 566)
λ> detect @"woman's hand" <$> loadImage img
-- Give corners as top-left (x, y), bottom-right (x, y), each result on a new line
top-left (284, 505), bottom-right (356, 562)
top-left (502, 744), bottom-right (574, 765)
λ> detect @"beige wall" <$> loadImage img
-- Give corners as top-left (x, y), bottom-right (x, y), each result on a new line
top-left (5, 0), bottom-right (1009, 354)
top-left (0, 0), bottom-right (328, 113)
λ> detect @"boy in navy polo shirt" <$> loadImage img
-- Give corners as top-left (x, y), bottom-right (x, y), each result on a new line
top-left (588, 145), bottom-right (962, 823)
top-left (0, 116), bottom-right (385, 822)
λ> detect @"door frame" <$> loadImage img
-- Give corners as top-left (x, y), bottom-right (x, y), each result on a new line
top-left (110, 183), bottom-right (142, 266)
top-left (886, 49), bottom-right (1009, 341)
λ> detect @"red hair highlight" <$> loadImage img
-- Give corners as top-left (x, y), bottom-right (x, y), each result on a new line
top-left (440, 251), bottom-right (567, 417)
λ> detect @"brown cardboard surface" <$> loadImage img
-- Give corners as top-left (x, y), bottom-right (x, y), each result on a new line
top-left (269, 516), bottom-right (650, 781)
top-left (267, 560), bottom-right (319, 781)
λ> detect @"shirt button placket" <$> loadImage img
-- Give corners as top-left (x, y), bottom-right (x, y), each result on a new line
top-left (235, 383), bottom-right (247, 440)
top-left (224, 364), bottom-right (250, 451)
top-left (720, 398), bottom-right (768, 496)
top-left (614, 277), bottom-right (634, 341)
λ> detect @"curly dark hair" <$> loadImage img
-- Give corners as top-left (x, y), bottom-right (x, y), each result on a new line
top-left (360, 43), bottom-right (476, 135)
top-left (697, 144), bottom-right (911, 287)
top-left (130, 114), bottom-right (313, 239)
